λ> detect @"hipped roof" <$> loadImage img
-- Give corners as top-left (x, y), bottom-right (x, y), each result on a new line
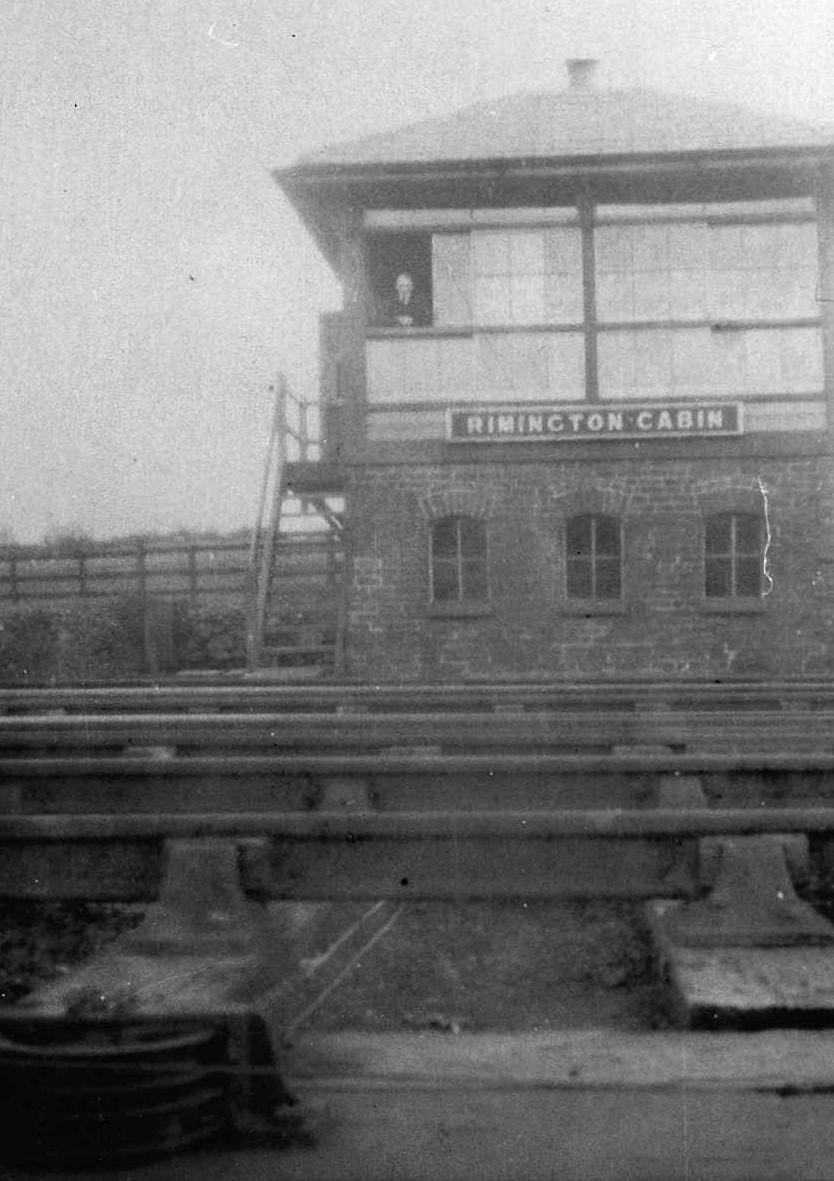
top-left (296, 88), bottom-right (830, 170)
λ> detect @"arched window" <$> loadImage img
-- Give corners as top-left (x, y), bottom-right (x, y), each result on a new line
top-left (704, 512), bottom-right (763, 598)
top-left (430, 516), bottom-right (488, 603)
top-left (566, 514), bottom-right (622, 600)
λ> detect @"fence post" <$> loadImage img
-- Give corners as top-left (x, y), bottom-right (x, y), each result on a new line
top-left (188, 545), bottom-right (198, 605)
top-left (334, 523), bottom-right (351, 678)
top-left (78, 554), bottom-right (87, 601)
top-left (9, 553), bottom-right (18, 604)
top-left (137, 540), bottom-right (148, 611)
top-left (326, 528), bottom-right (337, 596)
top-left (136, 540), bottom-right (151, 672)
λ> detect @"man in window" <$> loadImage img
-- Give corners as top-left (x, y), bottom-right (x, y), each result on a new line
top-left (389, 271), bottom-right (430, 327)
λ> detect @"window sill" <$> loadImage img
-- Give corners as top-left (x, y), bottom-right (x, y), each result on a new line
top-left (700, 597), bottom-right (766, 614)
top-left (561, 600), bottom-right (626, 617)
top-left (367, 323), bottom-right (584, 339)
top-left (427, 601), bottom-right (494, 619)
top-left (367, 325), bottom-right (470, 339)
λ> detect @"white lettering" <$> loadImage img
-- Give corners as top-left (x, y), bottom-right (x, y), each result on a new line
top-left (451, 402), bottom-right (733, 442)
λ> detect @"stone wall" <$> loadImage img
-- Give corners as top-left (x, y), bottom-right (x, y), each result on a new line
top-left (343, 456), bottom-right (834, 681)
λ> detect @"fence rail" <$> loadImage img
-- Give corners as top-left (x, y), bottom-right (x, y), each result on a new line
top-left (0, 530), bottom-right (331, 609)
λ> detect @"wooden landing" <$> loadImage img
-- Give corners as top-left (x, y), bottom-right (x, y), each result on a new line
top-left (284, 460), bottom-right (344, 495)
top-left (32, 1030), bottom-right (834, 1181)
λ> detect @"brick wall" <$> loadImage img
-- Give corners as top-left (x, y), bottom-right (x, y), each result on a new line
top-left (343, 456), bottom-right (834, 681)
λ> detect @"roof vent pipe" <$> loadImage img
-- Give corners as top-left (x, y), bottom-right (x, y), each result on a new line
top-left (566, 58), bottom-right (599, 91)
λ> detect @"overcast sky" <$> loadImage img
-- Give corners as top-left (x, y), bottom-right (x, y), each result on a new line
top-left (2, 0), bottom-right (832, 542)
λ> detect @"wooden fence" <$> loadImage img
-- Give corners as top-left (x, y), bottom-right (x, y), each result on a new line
top-left (0, 529), bottom-right (333, 611)
top-left (0, 538), bottom-right (250, 607)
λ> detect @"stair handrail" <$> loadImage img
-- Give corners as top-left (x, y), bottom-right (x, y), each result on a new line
top-left (246, 377), bottom-right (291, 670)
top-left (246, 374), bottom-right (338, 672)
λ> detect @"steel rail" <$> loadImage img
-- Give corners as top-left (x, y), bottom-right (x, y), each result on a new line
top-left (7, 707), bottom-right (818, 721)
top-left (3, 751), bottom-right (834, 776)
top-left (0, 711), bottom-right (832, 752)
top-left (3, 678), bottom-right (834, 713)
top-left (4, 806), bottom-right (834, 839)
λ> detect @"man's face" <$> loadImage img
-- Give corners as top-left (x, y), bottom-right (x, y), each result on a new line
top-left (396, 273), bottom-right (414, 302)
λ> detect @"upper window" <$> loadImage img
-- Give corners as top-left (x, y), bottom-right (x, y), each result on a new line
top-left (364, 201), bottom-right (822, 408)
top-left (566, 514), bottom-right (622, 600)
top-left (704, 512), bottom-right (763, 598)
top-left (470, 228), bottom-right (583, 326)
top-left (594, 208), bottom-right (819, 324)
top-left (367, 233), bottom-right (433, 327)
top-left (430, 516), bottom-right (488, 603)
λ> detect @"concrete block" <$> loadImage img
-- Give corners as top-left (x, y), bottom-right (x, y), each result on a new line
top-left (650, 907), bottom-right (834, 1028)
top-left (656, 836), bottom-right (834, 949)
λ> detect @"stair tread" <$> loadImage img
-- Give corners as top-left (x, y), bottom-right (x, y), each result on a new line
top-left (251, 482), bottom-right (344, 670)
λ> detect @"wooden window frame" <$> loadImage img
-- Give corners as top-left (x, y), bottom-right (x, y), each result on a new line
top-left (362, 200), bottom-right (819, 407)
top-left (565, 513), bottom-right (623, 604)
top-left (703, 511), bottom-right (765, 603)
top-left (428, 515), bottom-right (490, 611)
top-left (366, 232), bottom-right (434, 329)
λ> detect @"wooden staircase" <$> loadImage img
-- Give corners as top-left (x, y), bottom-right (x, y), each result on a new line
top-left (246, 377), bottom-right (346, 677)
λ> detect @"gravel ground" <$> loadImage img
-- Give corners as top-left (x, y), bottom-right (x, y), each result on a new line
top-left (0, 902), bottom-right (144, 1005)
top-left (0, 900), bottom-right (667, 1031)
top-left (305, 901), bottom-right (667, 1033)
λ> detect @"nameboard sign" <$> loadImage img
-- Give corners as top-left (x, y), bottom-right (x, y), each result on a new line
top-left (447, 402), bottom-right (743, 443)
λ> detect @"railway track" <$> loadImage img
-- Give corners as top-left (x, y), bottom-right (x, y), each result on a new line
top-left (3, 678), bottom-right (834, 1175)
top-left (4, 674), bottom-right (834, 714)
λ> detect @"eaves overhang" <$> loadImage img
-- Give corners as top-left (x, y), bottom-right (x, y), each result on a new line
top-left (274, 143), bottom-right (834, 273)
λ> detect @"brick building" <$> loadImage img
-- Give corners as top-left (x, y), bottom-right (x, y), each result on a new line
top-left (276, 61), bottom-right (834, 681)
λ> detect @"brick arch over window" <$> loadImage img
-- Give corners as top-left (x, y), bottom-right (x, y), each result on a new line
top-left (552, 486), bottom-right (630, 521)
top-left (418, 488), bottom-right (496, 522)
top-left (695, 484), bottom-right (766, 520)
top-left (695, 485), bottom-right (768, 601)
